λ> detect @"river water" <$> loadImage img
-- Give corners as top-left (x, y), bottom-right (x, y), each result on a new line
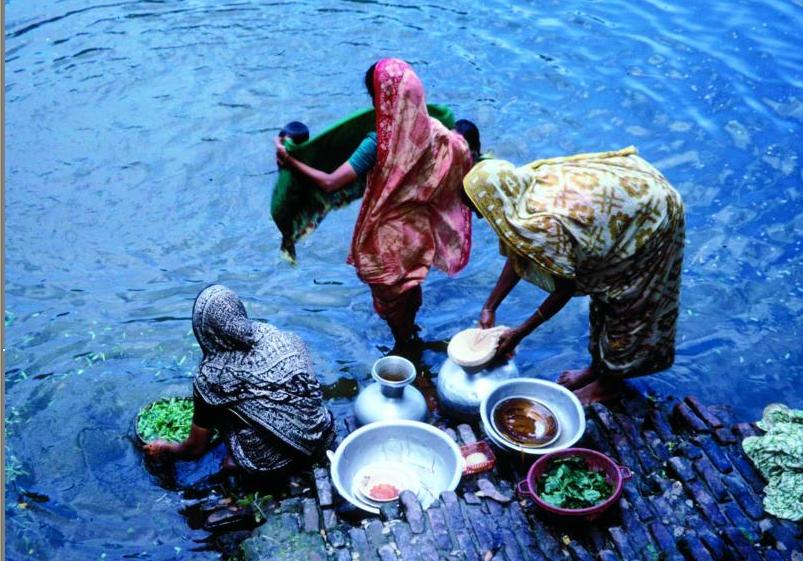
top-left (4, 0), bottom-right (802, 559)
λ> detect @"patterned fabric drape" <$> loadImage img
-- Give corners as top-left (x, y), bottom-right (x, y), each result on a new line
top-left (348, 58), bottom-right (472, 295)
top-left (464, 148), bottom-right (685, 378)
top-left (192, 285), bottom-right (332, 471)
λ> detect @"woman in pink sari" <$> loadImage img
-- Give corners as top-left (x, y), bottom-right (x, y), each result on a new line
top-left (276, 59), bottom-right (477, 346)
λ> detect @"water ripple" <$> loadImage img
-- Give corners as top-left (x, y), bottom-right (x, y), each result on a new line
top-left (4, 0), bottom-right (803, 559)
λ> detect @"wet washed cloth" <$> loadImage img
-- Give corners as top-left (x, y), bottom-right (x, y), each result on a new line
top-left (270, 104), bottom-right (455, 262)
top-left (349, 58), bottom-right (473, 303)
top-left (742, 403), bottom-right (803, 521)
top-left (464, 147), bottom-right (685, 378)
top-left (191, 285), bottom-right (333, 473)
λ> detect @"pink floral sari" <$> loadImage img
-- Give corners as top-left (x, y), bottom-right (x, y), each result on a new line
top-left (348, 59), bottom-right (472, 307)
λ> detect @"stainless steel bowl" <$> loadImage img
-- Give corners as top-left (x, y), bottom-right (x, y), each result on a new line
top-left (480, 378), bottom-right (585, 455)
top-left (489, 396), bottom-right (561, 448)
top-left (328, 420), bottom-right (463, 514)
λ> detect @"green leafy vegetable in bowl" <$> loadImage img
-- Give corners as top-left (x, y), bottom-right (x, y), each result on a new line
top-left (137, 397), bottom-right (193, 443)
top-left (538, 456), bottom-right (613, 509)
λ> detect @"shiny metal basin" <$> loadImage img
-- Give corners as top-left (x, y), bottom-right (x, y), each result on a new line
top-left (480, 378), bottom-right (586, 456)
top-left (328, 420), bottom-right (462, 514)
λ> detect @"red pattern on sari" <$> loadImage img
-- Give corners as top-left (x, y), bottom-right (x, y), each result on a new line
top-left (348, 58), bottom-right (472, 297)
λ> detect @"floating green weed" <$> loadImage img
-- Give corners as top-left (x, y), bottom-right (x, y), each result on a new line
top-left (237, 492), bottom-right (272, 523)
top-left (137, 397), bottom-right (193, 443)
top-left (5, 455), bottom-right (28, 483)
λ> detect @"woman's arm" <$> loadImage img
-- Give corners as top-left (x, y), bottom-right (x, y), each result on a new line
top-left (275, 137), bottom-right (358, 193)
top-left (479, 257), bottom-right (521, 328)
top-left (142, 423), bottom-right (212, 461)
top-left (494, 276), bottom-right (576, 358)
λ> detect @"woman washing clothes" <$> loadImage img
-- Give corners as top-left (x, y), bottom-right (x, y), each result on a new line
top-left (463, 147), bottom-right (685, 404)
top-left (143, 284), bottom-right (333, 476)
top-left (275, 58), bottom-right (480, 348)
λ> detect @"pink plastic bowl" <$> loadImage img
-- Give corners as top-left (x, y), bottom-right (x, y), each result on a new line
top-left (517, 448), bottom-right (633, 519)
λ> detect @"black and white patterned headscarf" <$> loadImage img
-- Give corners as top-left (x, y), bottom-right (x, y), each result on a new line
top-left (192, 285), bottom-right (332, 472)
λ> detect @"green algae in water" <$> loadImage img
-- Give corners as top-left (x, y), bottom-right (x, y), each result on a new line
top-left (137, 397), bottom-right (193, 443)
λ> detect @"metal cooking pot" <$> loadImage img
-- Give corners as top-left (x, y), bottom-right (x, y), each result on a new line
top-left (353, 356), bottom-right (427, 426)
top-left (480, 377), bottom-right (585, 456)
top-left (518, 448), bottom-right (633, 520)
top-left (328, 420), bottom-right (463, 514)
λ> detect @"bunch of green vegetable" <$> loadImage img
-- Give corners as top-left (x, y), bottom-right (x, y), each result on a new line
top-left (137, 397), bottom-right (194, 443)
top-left (538, 456), bottom-right (613, 509)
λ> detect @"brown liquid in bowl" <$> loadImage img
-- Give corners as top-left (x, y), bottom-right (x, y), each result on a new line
top-left (492, 397), bottom-right (560, 448)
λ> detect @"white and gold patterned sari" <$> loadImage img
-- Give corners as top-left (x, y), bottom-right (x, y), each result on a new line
top-left (464, 147), bottom-right (685, 378)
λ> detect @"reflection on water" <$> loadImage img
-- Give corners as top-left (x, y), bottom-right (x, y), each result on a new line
top-left (4, 0), bottom-right (802, 558)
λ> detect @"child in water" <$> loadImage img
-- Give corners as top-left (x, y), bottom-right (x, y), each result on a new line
top-left (279, 121), bottom-right (309, 145)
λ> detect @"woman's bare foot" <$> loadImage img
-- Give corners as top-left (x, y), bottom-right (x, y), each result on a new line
top-left (573, 378), bottom-right (622, 405)
top-left (557, 366), bottom-right (598, 390)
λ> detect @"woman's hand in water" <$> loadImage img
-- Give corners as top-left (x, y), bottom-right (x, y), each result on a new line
top-left (494, 326), bottom-right (524, 360)
top-left (274, 136), bottom-right (289, 168)
top-left (143, 440), bottom-right (176, 458)
top-left (479, 307), bottom-right (495, 329)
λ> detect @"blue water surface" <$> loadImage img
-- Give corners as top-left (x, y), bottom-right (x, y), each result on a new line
top-left (4, 0), bottom-right (803, 559)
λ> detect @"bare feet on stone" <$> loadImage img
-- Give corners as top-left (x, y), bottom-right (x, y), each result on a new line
top-left (573, 378), bottom-right (622, 405)
top-left (557, 366), bottom-right (598, 390)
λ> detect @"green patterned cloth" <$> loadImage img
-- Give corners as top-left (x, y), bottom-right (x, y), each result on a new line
top-left (270, 104), bottom-right (455, 263)
top-left (742, 403), bottom-right (803, 521)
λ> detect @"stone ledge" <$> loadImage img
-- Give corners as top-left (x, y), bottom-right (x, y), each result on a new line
top-left (188, 392), bottom-right (802, 561)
